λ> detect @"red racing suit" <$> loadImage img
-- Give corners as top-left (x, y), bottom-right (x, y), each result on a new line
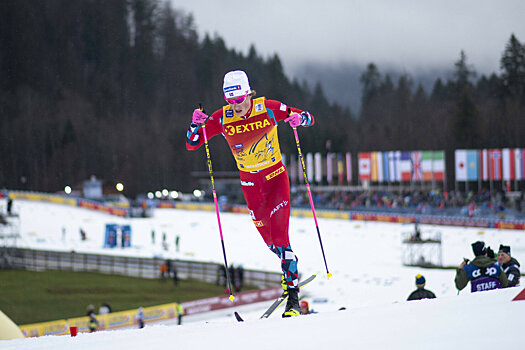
top-left (186, 97), bottom-right (314, 288)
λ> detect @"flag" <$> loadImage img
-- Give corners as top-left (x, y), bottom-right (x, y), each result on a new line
top-left (346, 152), bottom-right (352, 183)
top-left (489, 149), bottom-right (502, 180)
top-left (400, 152), bottom-right (412, 181)
top-left (455, 149), bottom-right (467, 181)
top-left (421, 151), bottom-right (433, 181)
top-left (358, 152), bottom-right (371, 181)
top-left (382, 152), bottom-right (390, 182)
top-left (479, 149), bottom-right (489, 181)
top-left (371, 152), bottom-right (379, 182)
top-left (389, 151), bottom-right (401, 182)
top-left (297, 155), bottom-right (303, 183)
top-left (502, 148), bottom-right (515, 181)
top-left (306, 153), bottom-right (314, 182)
top-left (337, 153), bottom-right (344, 183)
top-left (466, 150), bottom-right (479, 181)
top-left (326, 153), bottom-right (334, 184)
top-left (376, 151), bottom-right (383, 182)
top-left (370, 152), bottom-right (384, 182)
top-left (411, 151), bottom-right (422, 181)
top-left (515, 149), bottom-right (524, 180)
top-left (432, 151), bottom-right (445, 181)
top-left (314, 153), bottom-right (322, 183)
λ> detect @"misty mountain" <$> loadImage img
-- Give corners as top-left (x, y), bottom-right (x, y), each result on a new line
top-left (288, 62), bottom-right (453, 114)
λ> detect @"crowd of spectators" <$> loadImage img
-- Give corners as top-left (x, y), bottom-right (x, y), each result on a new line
top-left (290, 188), bottom-right (525, 220)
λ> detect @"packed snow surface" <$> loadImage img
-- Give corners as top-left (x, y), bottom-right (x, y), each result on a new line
top-left (1, 200), bottom-right (524, 349)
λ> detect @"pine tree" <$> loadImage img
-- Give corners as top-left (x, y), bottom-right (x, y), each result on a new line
top-left (500, 34), bottom-right (525, 101)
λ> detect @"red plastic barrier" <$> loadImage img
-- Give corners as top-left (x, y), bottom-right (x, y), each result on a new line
top-left (512, 288), bottom-right (525, 301)
top-left (181, 287), bottom-right (282, 315)
top-left (494, 221), bottom-right (525, 230)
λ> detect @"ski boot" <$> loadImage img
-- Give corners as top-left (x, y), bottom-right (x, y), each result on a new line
top-left (282, 288), bottom-right (300, 317)
top-left (281, 275), bottom-right (288, 296)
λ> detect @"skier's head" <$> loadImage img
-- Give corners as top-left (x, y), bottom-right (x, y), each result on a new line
top-left (223, 70), bottom-right (254, 117)
top-left (415, 274), bottom-right (425, 287)
top-left (497, 244), bottom-right (512, 264)
top-left (472, 241), bottom-right (487, 257)
top-left (223, 70), bottom-right (251, 99)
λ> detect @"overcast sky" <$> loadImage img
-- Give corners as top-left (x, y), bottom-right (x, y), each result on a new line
top-left (171, 0), bottom-right (525, 75)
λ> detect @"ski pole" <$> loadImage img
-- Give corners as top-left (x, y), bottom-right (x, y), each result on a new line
top-left (289, 108), bottom-right (332, 278)
top-left (199, 104), bottom-right (235, 301)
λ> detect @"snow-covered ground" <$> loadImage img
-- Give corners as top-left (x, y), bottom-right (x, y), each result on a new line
top-left (1, 200), bottom-right (524, 349)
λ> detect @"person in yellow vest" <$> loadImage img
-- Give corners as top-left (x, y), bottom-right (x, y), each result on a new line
top-left (88, 312), bottom-right (99, 332)
top-left (176, 302), bottom-right (184, 325)
top-left (186, 70), bottom-right (314, 317)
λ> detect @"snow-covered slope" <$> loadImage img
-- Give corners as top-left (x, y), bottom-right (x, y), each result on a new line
top-left (2, 200), bottom-right (524, 349)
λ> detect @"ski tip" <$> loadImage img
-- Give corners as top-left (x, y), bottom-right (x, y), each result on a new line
top-left (229, 295), bottom-right (235, 302)
top-left (234, 311), bottom-right (244, 322)
top-left (327, 272), bottom-right (333, 279)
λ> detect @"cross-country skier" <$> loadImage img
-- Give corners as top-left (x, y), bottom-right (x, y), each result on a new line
top-left (186, 70), bottom-right (314, 317)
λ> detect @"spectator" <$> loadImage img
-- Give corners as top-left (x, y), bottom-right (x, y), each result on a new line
top-left (234, 265), bottom-right (244, 292)
top-left (411, 223), bottom-right (422, 241)
top-left (7, 197), bottom-right (12, 215)
top-left (136, 307), bottom-right (145, 329)
top-left (88, 312), bottom-right (99, 332)
top-left (171, 262), bottom-right (179, 286)
top-left (176, 302), bottom-right (184, 325)
top-left (300, 300), bottom-right (316, 315)
top-left (216, 265), bottom-right (226, 287)
top-left (228, 265), bottom-right (236, 294)
top-left (86, 304), bottom-right (95, 316)
top-left (160, 262), bottom-right (168, 280)
top-left (497, 245), bottom-right (521, 287)
top-left (80, 228), bottom-right (86, 241)
top-left (99, 302), bottom-right (112, 314)
top-left (407, 274), bottom-right (436, 301)
top-left (455, 241), bottom-right (508, 293)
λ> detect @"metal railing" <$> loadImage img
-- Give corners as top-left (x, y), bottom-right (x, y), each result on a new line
top-left (5, 248), bottom-right (282, 288)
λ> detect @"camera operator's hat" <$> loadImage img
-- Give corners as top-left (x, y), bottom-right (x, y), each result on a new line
top-left (498, 244), bottom-right (511, 255)
top-left (472, 241), bottom-right (487, 256)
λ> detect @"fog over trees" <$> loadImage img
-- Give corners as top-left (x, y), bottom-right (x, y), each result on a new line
top-left (1, 0), bottom-right (524, 196)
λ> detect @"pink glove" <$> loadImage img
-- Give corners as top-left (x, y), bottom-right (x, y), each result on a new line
top-left (284, 112), bottom-right (302, 127)
top-left (192, 109), bottom-right (208, 124)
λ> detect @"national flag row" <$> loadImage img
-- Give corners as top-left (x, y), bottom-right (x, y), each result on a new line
top-left (358, 151), bottom-right (445, 183)
top-left (455, 149), bottom-right (525, 182)
top-left (283, 153), bottom-right (352, 185)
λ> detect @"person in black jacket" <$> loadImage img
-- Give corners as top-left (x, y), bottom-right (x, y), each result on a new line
top-left (407, 274), bottom-right (436, 301)
top-left (497, 245), bottom-right (521, 287)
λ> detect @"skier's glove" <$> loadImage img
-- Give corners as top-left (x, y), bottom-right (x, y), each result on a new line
top-left (285, 113), bottom-right (303, 127)
top-left (285, 111), bottom-right (313, 127)
top-left (192, 109), bottom-right (208, 124)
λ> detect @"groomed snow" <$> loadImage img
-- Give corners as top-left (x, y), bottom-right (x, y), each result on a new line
top-left (1, 200), bottom-right (524, 349)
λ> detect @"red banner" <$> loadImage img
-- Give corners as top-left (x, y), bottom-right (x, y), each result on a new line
top-left (181, 287), bottom-right (282, 315)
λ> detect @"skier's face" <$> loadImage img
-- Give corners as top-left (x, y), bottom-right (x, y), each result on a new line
top-left (229, 95), bottom-right (252, 117)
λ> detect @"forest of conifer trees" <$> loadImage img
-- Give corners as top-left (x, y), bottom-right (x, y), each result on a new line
top-left (1, 0), bottom-right (524, 196)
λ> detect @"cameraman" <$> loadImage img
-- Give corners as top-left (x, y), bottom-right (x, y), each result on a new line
top-left (455, 241), bottom-right (508, 293)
